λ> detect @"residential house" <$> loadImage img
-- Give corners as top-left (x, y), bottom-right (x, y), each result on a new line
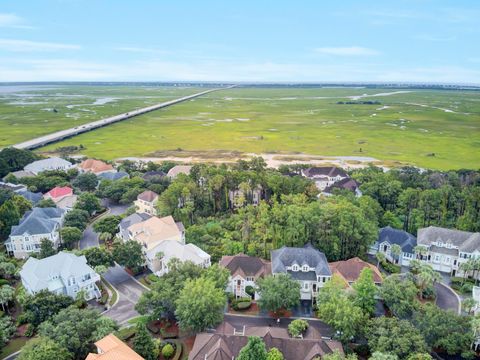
top-left (134, 190), bottom-right (158, 215)
top-left (97, 171), bottom-right (129, 181)
top-left (369, 226), bottom-right (417, 266)
top-left (301, 166), bottom-right (348, 191)
top-left (3, 170), bottom-right (35, 181)
top-left (43, 186), bottom-right (78, 210)
top-left (126, 215), bottom-right (209, 275)
top-left (86, 333), bottom-right (144, 360)
top-left (148, 239), bottom-right (211, 276)
top-left (24, 157), bottom-right (73, 175)
top-left (417, 226), bottom-right (480, 276)
top-left (166, 165), bottom-right (192, 179)
top-left (228, 185), bottom-right (263, 208)
top-left (5, 207), bottom-right (65, 258)
top-left (329, 257), bottom-right (383, 285)
top-left (0, 181), bottom-right (27, 192)
top-left (79, 158), bottom-right (115, 175)
top-left (323, 177), bottom-right (362, 197)
top-left (142, 170), bottom-right (166, 181)
top-left (220, 254), bottom-right (271, 299)
top-left (271, 244), bottom-right (331, 301)
top-left (20, 251), bottom-right (100, 300)
top-left (189, 319), bottom-right (343, 360)
top-left (16, 189), bottom-right (43, 205)
top-left (118, 213), bottom-right (152, 241)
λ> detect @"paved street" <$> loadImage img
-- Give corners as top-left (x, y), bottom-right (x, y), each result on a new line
top-left (79, 200), bottom-right (129, 250)
top-left (103, 264), bottom-right (148, 324)
top-left (435, 282), bottom-right (461, 314)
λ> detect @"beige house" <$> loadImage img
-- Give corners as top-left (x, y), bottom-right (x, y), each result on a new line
top-left (86, 333), bottom-right (144, 360)
top-left (78, 159), bottom-right (115, 175)
top-left (127, 215), bottom-right (185, 271)
top-left (134, 190), bottom-right (158, 215)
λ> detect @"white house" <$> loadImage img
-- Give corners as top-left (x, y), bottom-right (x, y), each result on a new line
top-left (20, 252), bottom-right (101, 300)
top-left (369, 226), bottom-right (417, 266)
top-left (126, 215), bottom-right (209, 275)
top-left (271, 244), bottom-right (331, 301)
top-left (5, 207), bottom-right (65, 259)
top-left (417, 226), bottom-right (480, 276)
top-left (301, 167), bottom-right (348, 191)
top-left (219, 254), bottom-right (271, 299)
top-left (149, 240), bottom-right (211, 276)
top-left (24, 157), bottom-right (73, 175)
top-left (134, 190), bottom-right (158, 216)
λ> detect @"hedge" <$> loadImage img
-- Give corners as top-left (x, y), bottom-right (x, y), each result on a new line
top-left (381, 261), bottom-right (401, 274)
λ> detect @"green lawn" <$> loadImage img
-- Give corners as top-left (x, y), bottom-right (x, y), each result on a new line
top-left (2, 85), bottom-right (479, 170)
top-left (0, 337), bottom-right (30, 358)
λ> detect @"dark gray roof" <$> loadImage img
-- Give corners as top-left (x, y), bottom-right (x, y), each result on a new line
top-left (302, 167), bottom-right (348, 178)
top-left (16, 190), bottom-right (43, 204)
top-left (287, 270), bottom-right (317, 281)
top-left (119, 213), bottom-right (152, 231)
top-left (418, 226), bottom-right (480, 253)
top-left (378, 226), bottom-right (417, 253)
top-left (97, 171), bottom-right (129, 181)
top-left (21, 207), bottom-right (64, 222)
top-left (324, 177), bottom-right (359, 193)
top-left (0, 181), bottom-right (26, 192)
top-left (429, 245), bottom-right (459, 256)
top-left (142, 170), bottom-right (166, 180)
top-left (271, 244), bottom-right (331, 277)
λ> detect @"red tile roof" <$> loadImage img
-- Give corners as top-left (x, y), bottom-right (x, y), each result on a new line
top-left (79, 159), bottom-right (114, 174)
top-left (44, 186), bottom-right (73, 199)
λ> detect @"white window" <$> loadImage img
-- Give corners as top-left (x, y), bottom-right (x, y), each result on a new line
top-left (435, 255), bottom-right (440, 262)
top-left (246, 277), bottom-right (254, 282)
top-left (302, 265), bottom-right (309, 272)
top-left (292, 265), bottom-right (299, 272)
top-left (446, 257), bottom-right (450, 264)
top-left (303, 282), bottom-right (309, 290)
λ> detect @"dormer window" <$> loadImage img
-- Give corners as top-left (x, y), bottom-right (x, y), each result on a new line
top-left (292, 264), bottom-right (299, 272)
top-left (302, 265), bottom-right (309, 272)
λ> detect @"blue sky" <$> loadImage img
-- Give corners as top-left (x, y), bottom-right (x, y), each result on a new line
top-left (0, 0), bottom-right (479, 83)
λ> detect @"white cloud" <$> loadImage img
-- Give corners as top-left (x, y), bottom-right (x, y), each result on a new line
top-left (0, 13), bottom-right (34, 29)
top-left (314, 46), bottom-right (380, 56)
top-left (0, 58), bottom-right (479, 84)
top-left (0, 39), bottom-right (81, 52)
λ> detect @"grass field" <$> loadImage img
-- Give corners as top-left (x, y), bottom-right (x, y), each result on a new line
top-left (1, 85), bottom-right (479, 170)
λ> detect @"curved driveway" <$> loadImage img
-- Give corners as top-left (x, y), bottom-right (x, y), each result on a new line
top-left (103, 264), bottom-right (148, 325)
top-left (435, 282), bottom-right (461, 314)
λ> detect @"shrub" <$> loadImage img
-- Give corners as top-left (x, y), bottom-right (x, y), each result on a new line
top-left (461, 283), bottom-right (473, 294)
top-left (382, 261), bottom-right (401, 274)
top-left (0, 279), bottom-right (9, 286)
top-left (147, 321), bottom-right (160, 334)
top-left (234, 301), bottom-right (252, 310)
top-left (288, 319), bottom-right (309, 337)
top-left (147, 274), bottom-right (159, 283)
top-left (162, 343), bottom-right (175, 359)
top-left (245, 285), bottom-right (255, 297)
top-left (422, 285), bottom-right (436, 300)
top-left (24, 323), bottom-right (35, 337)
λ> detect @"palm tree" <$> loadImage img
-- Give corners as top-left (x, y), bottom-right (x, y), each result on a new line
top-left (375, 252), bottom-right (386, 269)
top-left (409, 259), bottom-right (422, 275)
top-left (414, 245), bottom-right (428, 260)
top-left (416, 263), bottom-right (441, 299)
top-left (390, 244), bottom-right (402, 264)
top-left (460, 260), bottom-right (474, 284)
top-left (0, 285), bottom-right (15, 312)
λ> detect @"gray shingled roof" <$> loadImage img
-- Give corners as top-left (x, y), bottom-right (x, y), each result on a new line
top-left (24, 157), bottom-right (73, 174)
top-left (430, 245), bottom-right (459, 256)
top-left (97, 171), bottom-right (129, 181)
top-left (10, 207), bottom-right (64, 237)
top-left (418, 226), bottom-right (480, 253)
top-left (378, 226), bottom-right (417, 253)
top-left (20, 251), bottom-right (95, 293)
top-left (271, 244), bottom-right (331, 278)
top-left (119, 213), bottom-right (152, 231)
top-left (302, 167), bottom-right (347, 178)
top-left (16, 190), bottom-right (43, 204)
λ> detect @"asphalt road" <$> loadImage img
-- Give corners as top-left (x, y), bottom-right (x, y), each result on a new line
top-left (435, 281), bottom-right (461, 314)
top-left (79, 200), bottom-right (129, 250)
top-left (103, 264), bottom-right (148, 324)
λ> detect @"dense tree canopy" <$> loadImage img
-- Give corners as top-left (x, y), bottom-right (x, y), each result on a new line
top-left (22, 290), bottom-right (74, 327)
top-left (17, 337), bottom-right (72, 360)
top-left (379, 275), bottom-right (418, 319)
top-left (257, 274), bottom-right (300, 316)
